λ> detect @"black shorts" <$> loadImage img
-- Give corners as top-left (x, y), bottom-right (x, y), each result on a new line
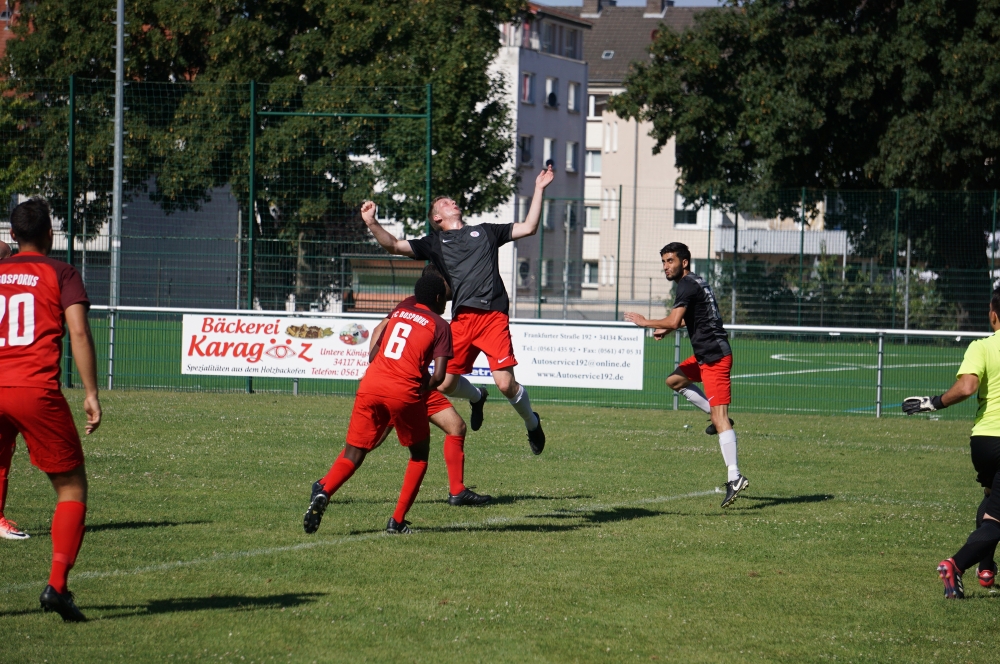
top-left (970, 436), bottom-right (1000, 519)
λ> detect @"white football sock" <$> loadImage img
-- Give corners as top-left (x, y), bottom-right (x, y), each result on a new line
top-left (678, 385), bottom-right (711, 414)
top-left (718, 429), bottom-right (740, 482)
top-left (508, 384), bottom-right (539, 431)
top-left (449, 375), bottom-right (483, 403)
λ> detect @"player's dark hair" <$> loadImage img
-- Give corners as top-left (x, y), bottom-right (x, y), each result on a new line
top-left (991, 287), bottom-right (1000, 317)
top-left (414, 272), bottom-right (447, 307)
top-left (9, 197), bottom-right (52, 246)
top-left (421, 263), bottom-right (442, 278)
top-left (660, 242), bottom-right (691, 266)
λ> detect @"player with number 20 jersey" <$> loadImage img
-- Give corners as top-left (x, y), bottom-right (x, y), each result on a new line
top-left (0, 198), bottom-right (102, 622)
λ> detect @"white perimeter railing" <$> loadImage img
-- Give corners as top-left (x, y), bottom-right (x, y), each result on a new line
top-left (89, 305), bottom-right (991, 417)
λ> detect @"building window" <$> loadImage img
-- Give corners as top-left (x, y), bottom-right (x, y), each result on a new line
top-left (542, 23), bottom-right (556, 54)
top-left (565, 202), bottom-right (578, 230)
top-left (517, 258), bottom-right (531, 288)
top-left (585, 206), bottom-right (601, 231)
top-left (521, 72), bottom-right (535, 104)
top-left (565, 29), bottom-right (579, 59)
top-left (583, 261), bottom-right (598, 286)
top-left (612, 121), bottom-right (618, 152)
top-left (565, 141), bottom-right (578, 173)
top-left (585, 150), bottom-right (601, 176)
top-left (545, 77), bottom-right (558, 108)
top-left (604, 123), bottom-right (611, 153)
top-left (601, 50), bottom-right (614, 60)
top-left (517, 195), bottom-right (530, 222)
top-left (519, 135), bottom-right (533, 165)
top-left (603, 188), bottom-right (618, 221)
top-left (541, 259), bottom-right (554, 288)
top-left (567, 82), bottom-right (579, 112)
top-left (542, 199), bottom-right (554, 230)
top-left (589, 94), bottom-right (607, 119)
top-left (674, 191), bottom-right (698, 225)
top-left (543, 137), bottom-right (555, 168)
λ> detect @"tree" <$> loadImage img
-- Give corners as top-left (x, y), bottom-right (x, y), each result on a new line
top-left (611, 0), bottom-right (1000, 209)
top-left (610, 0), bottom-right (1000, 328)
top-left (1, 0), bottom-right (522, 232)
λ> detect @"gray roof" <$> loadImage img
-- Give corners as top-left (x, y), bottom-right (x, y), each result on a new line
top-left (565, 6), bottom-right (705, 85)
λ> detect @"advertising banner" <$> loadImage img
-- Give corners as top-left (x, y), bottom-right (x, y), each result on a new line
top-left (181, 315), bottom-right (645, 390)
top-left (181, 314), bottom-right (376, 379)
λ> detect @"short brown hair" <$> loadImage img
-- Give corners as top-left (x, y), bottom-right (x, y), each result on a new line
top-left (992, 287), bottom-right (1000, 317)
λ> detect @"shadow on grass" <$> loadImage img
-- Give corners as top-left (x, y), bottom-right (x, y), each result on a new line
top-left (89, 592), bottom-right (326, 620)
top-left (0, 592), bottom-right (326, 621)
top-left (736, 494), bottom-right (835, 510)
top-left (28, 520), bottom-right (213, 537)
top-left (480, 494), bottom-right (593, 507)
top-left (416, 506), bottom-right (668, 534)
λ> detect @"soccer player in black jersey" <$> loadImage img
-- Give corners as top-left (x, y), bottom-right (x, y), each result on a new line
top-left (360, 166), bottom-right (554, 454)
top-left (624, 242), bottom-right (749, 507)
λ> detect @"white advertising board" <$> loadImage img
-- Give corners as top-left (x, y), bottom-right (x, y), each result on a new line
top-left (181, 314), bottom-right (376, 379)
top-left (181, 315), bottom-right (645, 390)
top-left (464, 324), bottom-right (645, 390)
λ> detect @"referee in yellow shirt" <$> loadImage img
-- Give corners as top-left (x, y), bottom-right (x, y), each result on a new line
top-left (904, 288), bottom-right (1000, 598)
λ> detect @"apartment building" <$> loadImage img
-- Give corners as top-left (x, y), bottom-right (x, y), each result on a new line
top-left (469, 4), bottom-right (590, 317)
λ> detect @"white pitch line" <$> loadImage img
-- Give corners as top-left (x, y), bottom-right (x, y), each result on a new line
top-left (735, 362), bottom-right (955, 379)
top-left (0, 489), bottom-right (719, 595)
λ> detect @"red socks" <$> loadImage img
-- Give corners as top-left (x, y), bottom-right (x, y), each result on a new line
top-left (49, 501), bottom-right (87, 594)
top-left (0, 441), bottom-right (14, 515)
top-left (443, 435), bottom-right (466, 496)
top-left (320, 456), bottom-right (357, 495)
top-left (392, 460), bottom-right (428, 524)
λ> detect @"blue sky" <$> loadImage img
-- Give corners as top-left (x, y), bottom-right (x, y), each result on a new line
top-left (535, 1), bottom-right (726, 7)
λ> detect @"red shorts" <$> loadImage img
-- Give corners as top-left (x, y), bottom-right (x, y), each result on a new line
top-left (677, 354), bottom-right (733, 407)
top-left (425, 390), bottom-right (454, 417)
top-left (0, 387), bottom-right (84, 473)
top-left (448, 307), bottom-right (517, 375)
top-left (346, 393), bottom-right (430, 450)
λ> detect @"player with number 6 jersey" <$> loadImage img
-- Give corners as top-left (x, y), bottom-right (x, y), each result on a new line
top-left (0, 198), bottom-right (102, 622)
top-left (303, 273), bottom-right (453, 536)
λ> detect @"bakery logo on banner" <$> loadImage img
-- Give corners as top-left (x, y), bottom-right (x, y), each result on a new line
top-left (181, 315), bottom-right (374, 379)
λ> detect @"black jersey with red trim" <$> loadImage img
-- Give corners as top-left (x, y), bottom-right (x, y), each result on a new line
top-left (409, 223), bottom-right (514, 314)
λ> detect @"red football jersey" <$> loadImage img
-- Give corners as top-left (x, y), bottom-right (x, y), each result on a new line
top-left (359, 300), bottom-right (452, 402)
top-left (0, 252), bottom-right (89, 389)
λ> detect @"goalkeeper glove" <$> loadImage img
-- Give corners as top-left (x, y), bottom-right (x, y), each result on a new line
top-left (902, 395), bottom-right (945, 415)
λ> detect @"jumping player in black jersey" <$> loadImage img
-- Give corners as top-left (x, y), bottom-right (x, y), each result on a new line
top-left (360, 166), bottom-right (554, 454)
top-left (624, 242), bottom-right (749, 507)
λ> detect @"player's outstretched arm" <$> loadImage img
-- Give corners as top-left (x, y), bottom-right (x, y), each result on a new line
top-left (361, 201), bottom-right (415, 258)
top-left (65, 303), bottom-right (102, 434)
top-left (902, 373), bottom-right (979, 414)
top-left (512, 166), bottom-right (555, 240)
top-left (625, 307), bottom-right (685, 331)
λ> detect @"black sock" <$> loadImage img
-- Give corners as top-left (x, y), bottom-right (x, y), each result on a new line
top-left (953, 520), bottom-right (1000, 572)
top-left (976, 497), bottom-right (998, 570)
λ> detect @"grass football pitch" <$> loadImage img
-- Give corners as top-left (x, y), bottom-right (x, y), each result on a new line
top-left (1, 390), bottom-right (996, 663)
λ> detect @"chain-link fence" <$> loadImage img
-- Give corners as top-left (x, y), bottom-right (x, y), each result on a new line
top-left (1, 77), bottom-right (431, 315)
top-left (512, 188), bottom-right (999, 332)
top-left (2, 78), bottom-right (998, 334)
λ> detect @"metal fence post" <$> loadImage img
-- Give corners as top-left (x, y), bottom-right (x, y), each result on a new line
top-left (246, 80), bottom-right (257, 394)
top-left (706, 186), bottom-right (713, 282)
top-left (875, 332), bottom-right (884, 418)
top-left (992, 190), bottom-right (998, 309)
top-left (798, 187), bottom-right (805, 326)
top-left (673, 330), bottom-right (681, 411)
top-left (614, 184), bottom-right (622, 319)
top-left (731, 209), bottom-right (738, 325)
top-left (64, 74), bottom-right (75, 389)
top-left (108, 0), bottom-right (126, 391)
top-left (891, 190), bottom-right (900, 329)
top-left (425, 83), bottom-right (432, 235)
top-left (536, 203), bottom-right (544, 319)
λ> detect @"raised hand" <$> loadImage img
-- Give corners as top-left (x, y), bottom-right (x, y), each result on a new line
top-left (623, 312), bottom-right (647, 326)
top-left (652, 328), bottom-right (670, 340)
top-left (361, 200), bottom-right (377, 226)
top-left (535, 165), bottom-right (554, 190)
